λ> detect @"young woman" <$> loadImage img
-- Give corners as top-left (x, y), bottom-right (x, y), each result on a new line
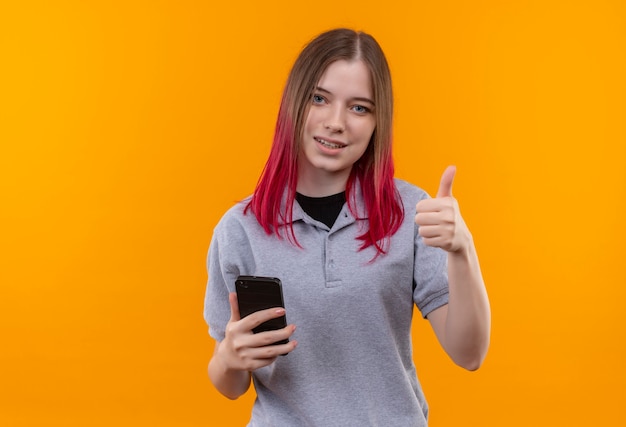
top-left (204, 28), bottom-right (490, 426)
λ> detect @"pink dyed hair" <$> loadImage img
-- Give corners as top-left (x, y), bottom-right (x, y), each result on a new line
top-left (246, 28), bottom-right (404, 255)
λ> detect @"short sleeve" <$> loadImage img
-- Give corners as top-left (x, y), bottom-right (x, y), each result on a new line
top-left (412, 203), bottom-right (449, 318)
top-left (203, 202), bottom-right (257, 342)
top-left (203, 227), bottom-right (232, 342)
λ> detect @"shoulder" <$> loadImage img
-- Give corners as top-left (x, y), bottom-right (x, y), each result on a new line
top-left (393, 178), bottom-right (431, 206)
top-left (217, 196), bottom-right (250, 222)
top-left (213, 196), bottom-right (259, 239)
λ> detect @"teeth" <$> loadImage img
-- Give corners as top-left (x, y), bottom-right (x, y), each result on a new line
top-left (316, 137), bottom-right (343, 149)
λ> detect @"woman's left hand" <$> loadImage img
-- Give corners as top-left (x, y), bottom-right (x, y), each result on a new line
top-left (414, 165), bottom-right (471, 253)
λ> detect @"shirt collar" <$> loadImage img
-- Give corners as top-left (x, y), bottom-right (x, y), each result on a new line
top-left (287, 179), bottom-right (368, 225)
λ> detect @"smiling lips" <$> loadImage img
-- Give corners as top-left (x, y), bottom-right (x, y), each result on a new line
top-left (314, 136), bottom-right (346, 149)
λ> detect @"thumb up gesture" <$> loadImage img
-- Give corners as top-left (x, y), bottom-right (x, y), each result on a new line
top-left (415, 166), bottom-right (471, 253)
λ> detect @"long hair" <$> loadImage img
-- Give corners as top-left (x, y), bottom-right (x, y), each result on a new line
top-left (245, 28), bottom-right (404, 255)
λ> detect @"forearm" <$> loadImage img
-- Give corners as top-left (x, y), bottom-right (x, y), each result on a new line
top-left (444, 237), bottom-right (491, 370)
top-left (208, 342), bottom-right (252, 400)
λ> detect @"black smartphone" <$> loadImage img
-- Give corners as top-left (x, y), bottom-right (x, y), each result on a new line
top-left (235, 275), bottom-right (288, 345)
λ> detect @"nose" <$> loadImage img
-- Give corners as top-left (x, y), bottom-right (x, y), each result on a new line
top-left (324, 105), bottom-right (346, 133)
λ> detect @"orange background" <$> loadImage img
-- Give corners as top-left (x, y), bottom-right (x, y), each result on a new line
top-left (1, 1), bottom-right (625, 426)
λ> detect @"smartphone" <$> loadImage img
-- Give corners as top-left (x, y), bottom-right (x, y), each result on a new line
top-left (235, 275), bottom-right (288, 345)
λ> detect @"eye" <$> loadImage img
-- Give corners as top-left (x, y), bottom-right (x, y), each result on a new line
top-left (312, 94), bottom-right (325, 104)
top-left (352, 105), bottom-right (370, 114)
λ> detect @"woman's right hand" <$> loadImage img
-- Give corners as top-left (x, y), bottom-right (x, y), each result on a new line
top-left (216, 292), bottom-right (297, 372)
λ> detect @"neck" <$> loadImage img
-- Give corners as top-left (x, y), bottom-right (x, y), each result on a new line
top-left (296, 168), bottom-right (351, 197)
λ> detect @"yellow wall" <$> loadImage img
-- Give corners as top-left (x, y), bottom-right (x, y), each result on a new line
top-left (1, 1), bottom-right (625, 425)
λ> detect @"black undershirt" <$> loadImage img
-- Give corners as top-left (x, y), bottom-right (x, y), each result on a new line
top-left (296, 191), bottom-right (346, 229)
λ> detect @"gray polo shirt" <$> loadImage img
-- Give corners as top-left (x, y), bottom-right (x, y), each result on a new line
top-left (205, 178), bottom-right (449, 427)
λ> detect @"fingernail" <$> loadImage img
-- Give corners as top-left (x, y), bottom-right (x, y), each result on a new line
top-left (275, 308), bottom-right (285, 314)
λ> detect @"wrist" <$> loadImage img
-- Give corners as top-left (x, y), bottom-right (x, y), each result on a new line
top-left (451, 230), bottom-right (473, 255)
top-left (212, 339), bottom-right (239, 374)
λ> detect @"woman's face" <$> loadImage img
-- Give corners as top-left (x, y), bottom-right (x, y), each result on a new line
top-left (297, 59), bottom-right (376, 196)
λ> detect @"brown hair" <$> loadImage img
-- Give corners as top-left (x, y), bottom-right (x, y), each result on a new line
top-left (247, 28), bottom-right (403, 255)
top-left (285, 28), bottom-right (394, 178)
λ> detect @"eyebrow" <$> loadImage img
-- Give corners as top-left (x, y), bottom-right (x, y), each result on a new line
top-left (315, 86), bottom-right (375, 106)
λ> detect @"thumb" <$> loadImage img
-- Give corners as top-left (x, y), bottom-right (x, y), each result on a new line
top-left (436, 165), bottom-right (456, 198)
top-left (228, 292), bottom-right (241, 322)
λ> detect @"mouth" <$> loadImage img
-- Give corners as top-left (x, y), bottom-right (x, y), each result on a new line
top-left (314, 137), bottom-right (346, 149)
